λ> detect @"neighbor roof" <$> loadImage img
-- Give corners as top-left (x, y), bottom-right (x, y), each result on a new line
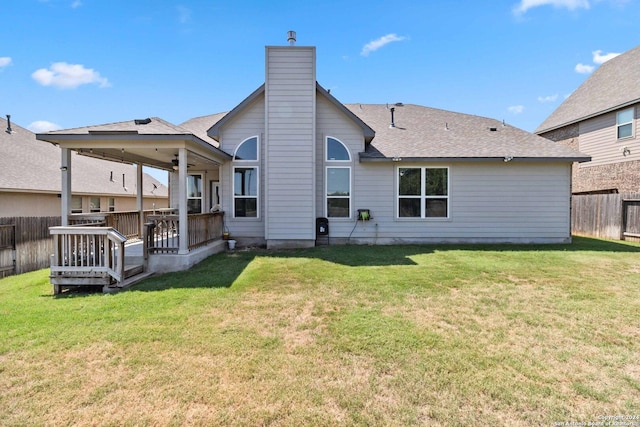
top-left (536, 45), bottom-right (640, 134)
top-left (0, 118), bottom-right (168, 197)
top-left (347, 104), bottom-right (589, 162)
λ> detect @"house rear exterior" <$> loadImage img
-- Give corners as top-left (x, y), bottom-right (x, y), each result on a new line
top-left (38, 35), bottom-right (588, 260)
top-left (181, 41), bottom-right (588, 248)
top-left (536, 45), bottom-right (640, 194)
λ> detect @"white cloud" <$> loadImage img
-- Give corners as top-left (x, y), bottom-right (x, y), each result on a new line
top-left (508, 105), bottom-right (525, 114)
top-left (361, 33), bottom-right (407, 56)
top-left (0, 57), bottom-right (12, 68)
top-left (513, 0), bottom-right (590, 15)
top-left (27, 120), bottom-right (62, 133)
top-left (32, 62), bottom-right (110, 89)
top-left (592, 49), bottom-right (620, 64)
top-left (71, 0), bottom-right (82, 8)
top-left (575, 63), bottom-right (595, 74)
top-left (537, 94), bottom-right (559, 102)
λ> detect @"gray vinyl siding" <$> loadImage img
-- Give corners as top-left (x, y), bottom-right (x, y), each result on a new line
top-left (218, 94), bottom-right (265, 239)
top-left (579, 105), bottom-right (640, 167)
top-left (264, 46), bottom-right (316, 241)
top-left (339, 161), bottom-right (572, 243)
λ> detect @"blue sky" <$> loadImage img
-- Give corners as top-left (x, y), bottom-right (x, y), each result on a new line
top-left (1, 0), bottom-right (638, 183)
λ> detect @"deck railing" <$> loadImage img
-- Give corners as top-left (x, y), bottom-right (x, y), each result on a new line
top-left (188, 212), bottom-right (224, 249)
top-left (49, 226), bottom-right (127, 293)
top-left (145, 211), bottom-right (224, 254)
top-left (145, 215), bottom-right (179, 254)
top-left (69, 210), bottom-right (156, 239)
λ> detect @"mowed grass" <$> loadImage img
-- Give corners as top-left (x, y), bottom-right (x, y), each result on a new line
top-left (1, 237), bottom-right (640, 426)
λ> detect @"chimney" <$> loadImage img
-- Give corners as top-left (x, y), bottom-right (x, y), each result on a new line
top-left (6, 114), bottom-right (13, 134)
top-left (287, 30), bottom-right (296, 46)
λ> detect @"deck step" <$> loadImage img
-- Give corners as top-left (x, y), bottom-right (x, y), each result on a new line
top-left (104, 271), bottom-right (154, 293)
top-left (125, 264), bottom-right (144, 279)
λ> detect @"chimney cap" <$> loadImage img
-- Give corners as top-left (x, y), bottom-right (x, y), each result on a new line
top-left (287, 30), bottom-right (296, 46)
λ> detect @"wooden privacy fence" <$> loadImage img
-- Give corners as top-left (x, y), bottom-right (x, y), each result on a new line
top-left (0, 217), bottom-right (61, 277)
top-left (0, 224), bottom-right (16, 278)
top-left (571, 192), bottom-right (640, 240)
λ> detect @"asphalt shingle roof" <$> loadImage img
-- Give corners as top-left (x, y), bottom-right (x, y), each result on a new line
top-left (0, 118), bottom-right (168, 197)
top-left (536, 45), bottom-right (640, 134)
top-left (186, 94), bottom-right (587, 162)
top-left (346, 104), bottom-right (588, 161)
top-left (180, 112), bottom-right (227, 145)
top-left (46, 116), bottom-right (194, 136)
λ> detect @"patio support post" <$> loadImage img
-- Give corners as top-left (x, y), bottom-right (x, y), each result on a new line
top-left (136, 162), bottom-right (144, 236)
top-left (178, 148), bottom-right (188, 254)
top-left (60, 147), bottom-right (72, 226)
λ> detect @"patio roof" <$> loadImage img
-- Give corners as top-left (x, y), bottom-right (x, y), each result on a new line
top-left (36, 117), bottom-right (232, 171)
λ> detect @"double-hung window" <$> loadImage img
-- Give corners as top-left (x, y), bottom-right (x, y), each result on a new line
top-left (325, 137), bottom-right (351, 218)
top-left (187, 174), bottom-right (203, 214)
top-left (89, 197), bottom-right (101, 213)
top-left (71, 196), bottom-right (83, 213)
top-left (398, 167), bottom-right (449, 218)
top-left (233, 136), bottom-right (259, 218)
top-left (617, 108), bottom-right (634, 139)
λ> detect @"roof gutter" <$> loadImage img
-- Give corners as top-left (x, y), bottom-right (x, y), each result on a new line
top-left (358, 155), bottom-right (591, 163)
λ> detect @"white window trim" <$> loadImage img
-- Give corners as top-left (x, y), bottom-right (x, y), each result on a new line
top-left (616, 108), bottom-right (634, 140)
top-left (232, 166), bottom-right (260, 219)
top-left (325, 166), bottom-right (352, 219)
top-left (187, 173), bottom-right (204, 214)
top-left (233, 135), bottom-right (260, 162)
top-left (396, 166), bottom-right (450, 220)
top-left (325, 136), bottom-right (351, 162)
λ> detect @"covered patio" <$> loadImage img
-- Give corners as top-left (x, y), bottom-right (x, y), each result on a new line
top-left (37, 117), bottom-right (232, 293)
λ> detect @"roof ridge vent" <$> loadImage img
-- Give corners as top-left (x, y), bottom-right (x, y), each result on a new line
top-left (134, 118), bottom-right (152, 125)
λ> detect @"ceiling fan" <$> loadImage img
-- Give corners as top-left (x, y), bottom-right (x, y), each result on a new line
top-left (172, 154), bottom-right (195, 171)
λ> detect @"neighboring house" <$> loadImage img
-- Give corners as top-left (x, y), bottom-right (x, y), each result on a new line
top-left (39, 35), bottom-right (588, 256)
top-left (0, 117), bottom-right (168, 217)
top-left (536, 45), bottom-right (640, 194)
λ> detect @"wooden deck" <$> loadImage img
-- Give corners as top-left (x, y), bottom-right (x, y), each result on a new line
top-left (48, 211), bottom-right (225, 294)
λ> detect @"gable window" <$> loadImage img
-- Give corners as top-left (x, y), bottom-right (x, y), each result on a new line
top-left (617, 108), bottom-right (634, 139)
top-left (325, 137), bottom-right (351, 218)
top-left (398, 167), bottom-right (449, 218)
top-left (187, 174), bottom-right (203, 214)
top-left (234, 136), bottom-right (258, 161)
top-left (326, 137), bottom-right (351, 161)
top-left (234, 167), bottom-right (258, 217)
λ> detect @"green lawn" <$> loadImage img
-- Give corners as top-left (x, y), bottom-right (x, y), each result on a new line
top-left (1, 237), bottom-right (639, 426)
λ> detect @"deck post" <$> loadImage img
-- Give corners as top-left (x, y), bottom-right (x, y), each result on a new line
top-left (178, 148), bottom-right (188, 254)
top-left (136, 162), bottom-right (144, 238)
top-left (60, 147), bottom-right (72, 226)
